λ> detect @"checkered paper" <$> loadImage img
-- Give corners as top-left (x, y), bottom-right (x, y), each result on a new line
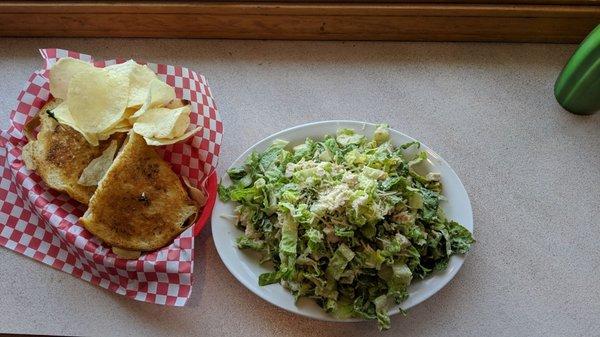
top-left (0, 49), bottom-right (223, 306)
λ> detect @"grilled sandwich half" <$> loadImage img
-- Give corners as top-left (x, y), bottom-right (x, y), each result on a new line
top-left (22, 99), bottom-right (125, 204)
top-left (80, 132), bottom-right (198, 251)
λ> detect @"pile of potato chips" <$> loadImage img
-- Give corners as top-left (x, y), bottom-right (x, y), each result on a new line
top-left (48, 58), bottom-right (201, 146)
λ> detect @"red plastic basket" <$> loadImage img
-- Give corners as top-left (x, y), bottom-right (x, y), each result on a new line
top-left (0, 49), bottom-right (222, 306)
top-left (194, 172), bottom-right (218, 236)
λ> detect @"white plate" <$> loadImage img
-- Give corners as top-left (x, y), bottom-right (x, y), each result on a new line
top-left (212, 120), bottom-right (473, 322)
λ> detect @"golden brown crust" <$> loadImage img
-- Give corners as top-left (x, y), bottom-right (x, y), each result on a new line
top-left (80, 132), bottom-right (197, 251)
top-left (23, 99), bottom-right (125, 204)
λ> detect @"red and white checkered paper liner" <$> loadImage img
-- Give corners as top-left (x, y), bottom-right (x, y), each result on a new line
top-left (0, 49), bottom-right (223, 306)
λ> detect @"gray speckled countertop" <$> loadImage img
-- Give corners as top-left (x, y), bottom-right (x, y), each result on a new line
top-left (1, 39), bottom-right (599, 337)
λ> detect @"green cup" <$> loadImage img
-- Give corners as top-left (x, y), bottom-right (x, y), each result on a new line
top-left (554, 24), bottom-right (600, 115)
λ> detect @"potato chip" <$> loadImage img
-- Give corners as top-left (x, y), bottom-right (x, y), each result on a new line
top-left (132, 105), bottom-right (191, 139)
top-left (105, 60), bottom-right (157, 108)
top-left (81, 134), bottom-right (100, 146)
top-left (51, 101), bottom-right (100, 146)
top-left (110, 118), bottom-right (132, 131)
top-left (147, 79), bottom-right (176, 107)
top-left (50, 101), bottom-right (75, 125)
top-left (129, 79), bottom-right (176, 120)
top-left (77, 140), bottom-right (118, 186)
top-left (100, 106), bottom-right (136, 137)
top-left (143, 126), bottom-right (202, 146)
top-left (105, 125), bottom-right (131, 136)
top-left (67, 67), bottom-right (129, 135)
top-left (99, 116), bottom-right (133, 139)
top-left (49, 57), bottom-right (94, 99)
top-left (124, 106), bottom-right (140, 117)
top-left (182, 176), bottom-right (207, 207)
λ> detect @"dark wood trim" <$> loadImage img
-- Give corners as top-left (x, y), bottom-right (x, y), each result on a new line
top-left (0, 2), bottom-right (598, 42)
top-left (7, 0), bottom-right (600, 4)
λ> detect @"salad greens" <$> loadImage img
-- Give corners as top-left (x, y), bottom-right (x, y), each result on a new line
top-left (218, 125), bottom-right (474, 330)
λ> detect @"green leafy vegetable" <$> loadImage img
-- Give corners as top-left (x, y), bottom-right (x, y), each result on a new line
top-left (218, 125), bottom-right (474, 330)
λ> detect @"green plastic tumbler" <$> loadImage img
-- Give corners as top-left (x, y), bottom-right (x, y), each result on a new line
top-left (554, 24), bottom-right (600, 115)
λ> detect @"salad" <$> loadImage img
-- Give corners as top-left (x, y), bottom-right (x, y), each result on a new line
top-left (218, 125), bottom-right (474, 330)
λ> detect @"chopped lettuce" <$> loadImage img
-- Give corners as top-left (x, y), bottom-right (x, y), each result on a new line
top-left (219, 125), bottom-right (474, 330)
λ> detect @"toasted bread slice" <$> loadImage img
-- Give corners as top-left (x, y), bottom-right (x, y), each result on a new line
top-left (22, 99), bottom-right (125, 204)
top-left (80, 132), bottom-right (198, 251)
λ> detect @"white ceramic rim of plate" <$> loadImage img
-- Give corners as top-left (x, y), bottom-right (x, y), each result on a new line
top-left (212, 120), bottom-right (474, 323)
